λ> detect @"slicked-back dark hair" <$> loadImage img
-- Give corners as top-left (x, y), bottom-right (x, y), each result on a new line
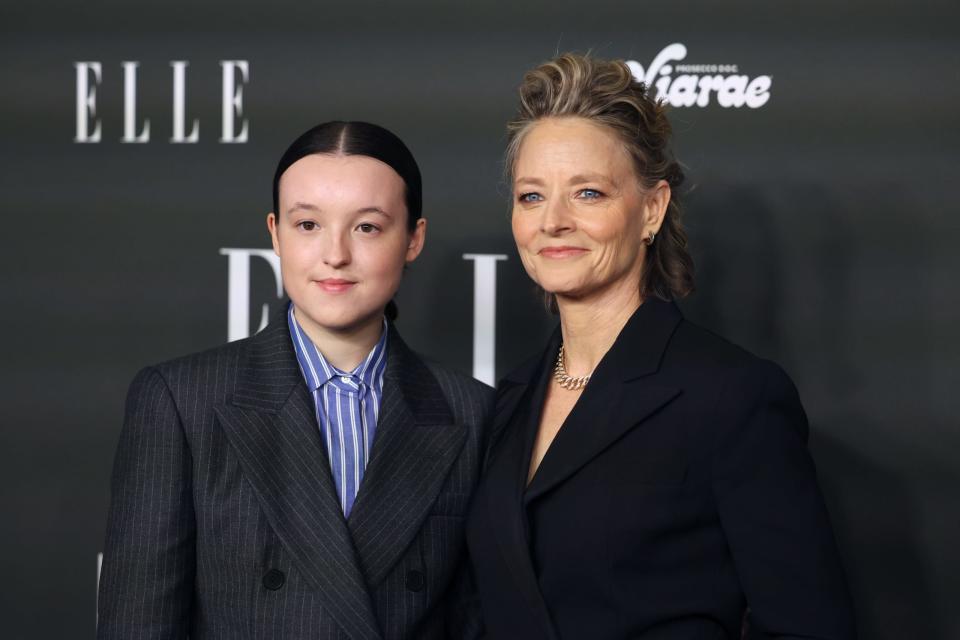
top-left (272, 120), bottom-right (422, 231)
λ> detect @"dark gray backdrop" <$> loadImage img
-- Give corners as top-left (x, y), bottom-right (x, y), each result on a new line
top-left (2, 1), bottom-right (958, 638)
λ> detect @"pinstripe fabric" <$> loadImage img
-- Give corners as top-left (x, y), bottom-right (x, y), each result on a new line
top-left (288, 304), bottom-right (388, 517)
top-left (98, 305), bottom-right (493, 640)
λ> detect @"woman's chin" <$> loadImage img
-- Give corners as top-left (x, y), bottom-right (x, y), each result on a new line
top-left (548, 279), bottom-right (640, 308)
top-left (294, 303), bottom-right (384, 336)
top-left (546, 286), bottom-right (592, 302)
top-left (537, 275), bottom-right (588, 296)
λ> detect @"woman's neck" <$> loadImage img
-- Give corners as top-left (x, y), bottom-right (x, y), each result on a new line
top-left (293, 306), bottom-right (385, 372)
top-left (555, 278), bottom-right (643, 378)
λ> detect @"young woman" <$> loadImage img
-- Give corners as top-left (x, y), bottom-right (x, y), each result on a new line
top-left (466, 54), bottom-right (856, 639)
top-left (98, 121), bottom-right (491, 640)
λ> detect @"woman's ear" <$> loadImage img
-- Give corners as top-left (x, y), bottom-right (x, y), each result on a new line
top-left (267, 212), bottom-right (280, 256)
top-left (643, 179), bottom-right (671, 237)
top-left (405, 217), bottom-right (427, 263)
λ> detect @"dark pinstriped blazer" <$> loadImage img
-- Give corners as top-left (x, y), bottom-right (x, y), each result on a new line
top-left (97, 308), bottom-right (493, 640)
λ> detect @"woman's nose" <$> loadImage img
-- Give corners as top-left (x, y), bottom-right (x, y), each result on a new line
top-left (540, 198), bottom-right (574, 235)
top-left (321, 231), bottom-right (351, 267)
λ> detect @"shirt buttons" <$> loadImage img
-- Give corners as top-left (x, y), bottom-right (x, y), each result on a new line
top-left (341, 376), bottom-right (351, 383)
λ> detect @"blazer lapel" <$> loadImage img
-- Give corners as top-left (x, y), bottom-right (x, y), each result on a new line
top-left (485, 350), bottom-right (542, 469)
top-left (214, 309), bottom-right (383, 640)
top-left (346, 325), bottom-right (467, 588)
top-left (525, 298), bottom-right (684, 503)
top-left (524, 382), bottom-right (681, 503)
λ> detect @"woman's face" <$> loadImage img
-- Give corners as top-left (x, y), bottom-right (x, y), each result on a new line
top-left (268, 153), bottom-right (425, 336)
top-left (511, 117), bottom-right (668, 306)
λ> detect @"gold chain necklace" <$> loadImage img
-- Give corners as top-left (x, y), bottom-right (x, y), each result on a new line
top-left (553, 344), bottom-right (591, 390)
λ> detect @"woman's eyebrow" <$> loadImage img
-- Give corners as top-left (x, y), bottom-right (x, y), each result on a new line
top-left (285, 203), bottom-right (391, 217)
top-left (514, 174), bottom-right (613, 187)
top-left (355, 206), bottom-right (391, 217)
top-left (514, 177), bottom-right (545, 187)
top-left (286, 201), bottom-right (321, 215)
top-left (567, 173), bottom-right (612, 185)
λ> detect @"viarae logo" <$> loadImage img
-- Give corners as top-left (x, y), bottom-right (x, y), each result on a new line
top-left (626, 43), bottom-right (771, 108)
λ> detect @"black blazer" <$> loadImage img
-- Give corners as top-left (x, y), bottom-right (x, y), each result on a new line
top-left (466, 298), bottom-right (856, 640)
top-left (98, 309), bottom-right (493, 640)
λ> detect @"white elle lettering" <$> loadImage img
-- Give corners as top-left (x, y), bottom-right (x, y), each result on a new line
top-left (220, 60), bottom-right (249, 143)
top-left (74, 62), bottom-right (102, 143)
top-left (121, 61), bottom-right (150, 143)
top-left (219, 248), bottom-right (283, 341)
top-left (171, 61), bottom-right (200, 143)
top-left (463, 254), bottom-right (507, 386)
top-left (73, 60), bottom-right (250, 143)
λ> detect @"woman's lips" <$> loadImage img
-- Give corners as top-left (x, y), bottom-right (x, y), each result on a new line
top-left (538, 246), bottom-right (588, 259)
top-left (316, 278), bottom-right (356, 293)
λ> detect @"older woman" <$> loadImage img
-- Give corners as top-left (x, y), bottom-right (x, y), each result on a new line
top-left (466, 54), bottom-right (856, 640)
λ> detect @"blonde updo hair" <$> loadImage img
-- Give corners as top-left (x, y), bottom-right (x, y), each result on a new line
top-left (505, 52), bottom-right (695, 303)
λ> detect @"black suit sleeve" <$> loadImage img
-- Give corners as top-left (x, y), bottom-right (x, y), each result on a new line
top-left (712, 360), bottom-right (856, 640)
top-left (98, 367), bottom-right (196, 640)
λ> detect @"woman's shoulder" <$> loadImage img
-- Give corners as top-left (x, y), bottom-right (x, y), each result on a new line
top-left (147, 309), bottom-right (296, 379)
top-left (149, 336), bottom-right (252, 379)
top-left (668, 318), bottom-right (799, 404)
top-left (125, 335), bottom-right (258, 408)
top-left (670, 318), bottom-right (782, 374)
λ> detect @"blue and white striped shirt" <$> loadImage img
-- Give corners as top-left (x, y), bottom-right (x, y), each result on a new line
top-left (287, 304), bottom-right (388, 517)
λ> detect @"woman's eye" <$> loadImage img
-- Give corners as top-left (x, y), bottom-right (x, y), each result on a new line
top-left (356, 223), bottom-right (380, 234)
top-left (297, 221), bottom-right (317, 231)
top-left (578, 188), bottom-right (604, 200)
top-left (518, 192), bottom-right (543, 203)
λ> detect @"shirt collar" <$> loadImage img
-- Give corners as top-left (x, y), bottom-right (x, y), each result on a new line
top-left (287, 303), bottom-right (388, 392)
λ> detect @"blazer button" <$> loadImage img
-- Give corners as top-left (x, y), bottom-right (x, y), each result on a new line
top-left (262, 568), bottom-right (285, 591)
top-left (405, 569), bottom-right (425, 592)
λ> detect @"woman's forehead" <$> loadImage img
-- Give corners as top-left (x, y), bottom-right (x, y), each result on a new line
top-left (516, 118), bottom-right (633, 178)
top-left (278, 154), bottom-right (405, 207)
